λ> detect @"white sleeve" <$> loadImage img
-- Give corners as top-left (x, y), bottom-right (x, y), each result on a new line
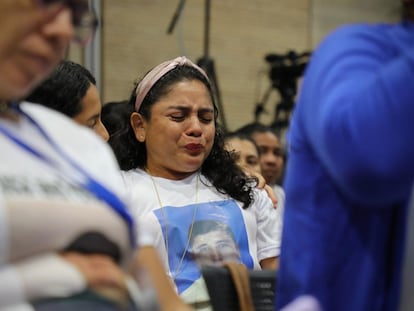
top-left (1, 304), bottom-right (34, 311)
top-left (254, 189), bottom-right (282, 261)
top-left (0, 264), bottom-right (25, 308)
top-left (0, 189), bottom-right (10, 264)
top-left (136, 217), bottom-right (154, 247)
top-left (0, 253), bottom-right (86, 308)
top-left (7, 199), bottom-right (131, 265)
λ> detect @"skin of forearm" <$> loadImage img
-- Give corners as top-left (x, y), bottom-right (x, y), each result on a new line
top-left (131, 246), bottom-right (194, 311)
top-left (260, 256), bottom-right (279, 270)
top-left (6, 199), bottom-right (131, 264)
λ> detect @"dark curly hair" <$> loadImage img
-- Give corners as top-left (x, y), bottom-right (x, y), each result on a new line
top-left (109, 64), bottom-right (257, 208)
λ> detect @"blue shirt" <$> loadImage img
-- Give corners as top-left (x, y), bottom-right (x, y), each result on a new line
top-left (277, 21), bottom-right (414, 311)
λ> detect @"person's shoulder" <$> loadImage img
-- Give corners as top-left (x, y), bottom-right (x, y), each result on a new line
top-left (334, 22), bottom-right (385, 34)
top-left (22, 101), bottom-right (69, 120)
top-left (21, 102), bottom-right (113, 152)
top-left (121, 168), bottom-right (147, 183)
top-left (121, 169), bottom-right (154, 199)
top-left (330, 22), bottom-right (391, 36)
top-left (21, 102), bottom-right (99, 142)
top-left (310, 22), bottom-right (395, 69)
top-left (20, 102), bottom-right (121, 179)
top-left (273, 184), bottom-right (285, 198)
top-left (321, 22), bottom-right (393, 49)
top-left (251, 188), bottom-right (274, 209)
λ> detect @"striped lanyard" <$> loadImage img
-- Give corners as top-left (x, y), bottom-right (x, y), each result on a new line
top-left (0, 103), bottom-right (135, 246)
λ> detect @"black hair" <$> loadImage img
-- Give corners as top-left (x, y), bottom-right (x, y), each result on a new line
top-left (235, 122), bottom-right (278, 138)
top-left (101, 100), bottom-right (134, 165)
top-left (236, 122), bottom-right (286, 185)
top-left (26, 60), bottom-right (96, 117)
top-left (102, 100), bottom-right (132, 135)
top-left (224, 131), bottom-right (260, 155)
top-left (111, 63), bottom-right (257, 208)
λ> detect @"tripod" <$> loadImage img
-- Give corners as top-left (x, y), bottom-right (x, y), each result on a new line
top-left (254, 50), bottom-right (311, 134)
top-left (167, 0), bottom-right (228, 132)
top-left (254, 85), bottom-right (293, 137)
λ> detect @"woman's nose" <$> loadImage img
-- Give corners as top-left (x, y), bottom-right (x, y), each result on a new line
top-left (186, 117), bottom-right (203, 137)
top-left (96, 121), bottom-right (110, 142)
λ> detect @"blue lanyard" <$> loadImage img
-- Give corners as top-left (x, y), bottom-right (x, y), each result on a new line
top-left (0, 103), bottom-right (135, 246)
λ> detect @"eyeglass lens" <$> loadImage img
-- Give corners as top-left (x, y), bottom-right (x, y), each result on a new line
top-left (37, 0), bottom-right (98, 44)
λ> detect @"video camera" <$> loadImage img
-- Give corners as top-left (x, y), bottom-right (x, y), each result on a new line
top-left (265, 50), bottom-right (311, 101)
top-left (253, 50), bottom-right (311, 133)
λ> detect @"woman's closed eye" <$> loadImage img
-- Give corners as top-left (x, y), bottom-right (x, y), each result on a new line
top-left (198, 111), bottom-right (214, 123)
top-left (169, 113), bottom-right (185, 122)
top-left (169, 113), bottom-right (213, 123)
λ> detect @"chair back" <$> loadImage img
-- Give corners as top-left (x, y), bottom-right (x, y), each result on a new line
top-left (201, 265), bottom-right (277, 311)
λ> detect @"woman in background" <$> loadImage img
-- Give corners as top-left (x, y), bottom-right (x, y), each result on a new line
top-left (27, 60), bottom-right (109, 141)
top-left (224, 131), bottom-right (261, 175)
top-left (109, 56), bottom-right (281, 309)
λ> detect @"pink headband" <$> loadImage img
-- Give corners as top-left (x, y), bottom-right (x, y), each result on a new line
top-left (134, 56), bottom-right (210, 112)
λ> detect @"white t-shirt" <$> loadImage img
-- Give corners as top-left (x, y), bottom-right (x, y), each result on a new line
top-left (122, 168), bottom-right (281, 296)
top-left (273, 183), bottom-right (285, 229)
top-left (0, 102), bottom-right (134, 307)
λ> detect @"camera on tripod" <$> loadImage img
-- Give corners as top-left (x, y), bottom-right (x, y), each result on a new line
top-left (265, 50), bottom-right (310, 105)
top-left (259, 50), bottom-right (311, 132)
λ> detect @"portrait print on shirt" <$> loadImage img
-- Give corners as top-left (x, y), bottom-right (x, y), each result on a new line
top-left (189, 219), bottom-right (240, 267)
top-left (153, 199), bottom-right (253, 294)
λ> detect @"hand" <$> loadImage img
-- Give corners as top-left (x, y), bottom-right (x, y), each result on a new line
top-left (131, 247), bottom-right (195, 311)
top-left (61, 252), bottom-right (130, 306)
top-left (241, 166), bottom-right (278, 208)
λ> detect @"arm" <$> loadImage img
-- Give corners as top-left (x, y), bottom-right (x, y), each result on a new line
top-left (0, 253), bottom-right (86, 308)
top-left (255, 190), bottom-right (282, 269)
top-left (62, 252), bottom-right (132, 308)
top-left (260, 256), bottom-right (278, 270)
top-left (131, 246), bottom-right (194, 311)
top-left (0, 252), bottom-right (132, 308)
top-left (6, 199), bottom-right (130, 263)
top-left (301, 24), bottom-right (414, 205)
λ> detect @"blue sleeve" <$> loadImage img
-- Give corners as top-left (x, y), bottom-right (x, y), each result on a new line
top-left (299, 23), bottom-right (414, 205)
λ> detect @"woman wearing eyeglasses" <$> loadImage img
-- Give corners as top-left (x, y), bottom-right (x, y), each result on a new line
top-left (0, 2), bottom-right (192, 311)
top-left (0, 0), bottom-right (129, 308)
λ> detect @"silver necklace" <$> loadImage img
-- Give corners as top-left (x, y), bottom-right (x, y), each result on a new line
top-left (149, 172), bottom-right (200, 280)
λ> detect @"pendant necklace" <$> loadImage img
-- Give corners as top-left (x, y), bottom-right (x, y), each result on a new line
top-left (149, 171), bottom-right (199, 280)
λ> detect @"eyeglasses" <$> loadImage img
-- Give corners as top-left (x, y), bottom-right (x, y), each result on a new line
top-left (37, 0), bottom-right (98, 45)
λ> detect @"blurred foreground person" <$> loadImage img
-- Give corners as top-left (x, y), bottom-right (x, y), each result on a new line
top-left (0, 2), bottom-right (192, 311)
top-left (277, 1), bottom-right (414, 310)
